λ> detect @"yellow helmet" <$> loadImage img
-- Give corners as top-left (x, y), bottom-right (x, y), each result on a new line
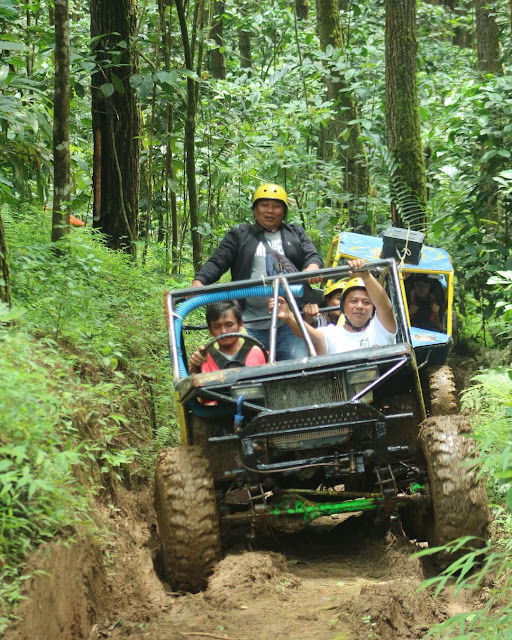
top-left (341, 277), bottom-right (367, 303)
top-left (252, 183), bottom-right (288, 208)
top-left (323, 280), bottom-right (346, 299)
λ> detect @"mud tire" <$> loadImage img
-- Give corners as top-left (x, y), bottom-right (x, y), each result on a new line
top-left (428, 365), bottom-right (458, 416)
top-left (154, 445), bottom-right (221, 592)
top-left (419, 415), bottom-right (490, 567)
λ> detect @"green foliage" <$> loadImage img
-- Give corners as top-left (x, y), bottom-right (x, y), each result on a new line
top-left (4, 205), bottom-right (175, 429)
top-left (0, 208), bottom-right (179, 630)
top-left (487, 271), bottom-right (512, 342)
top-left (0, 312), bottom-right (91, 630)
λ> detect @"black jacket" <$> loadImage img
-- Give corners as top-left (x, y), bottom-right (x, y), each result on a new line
top-left (194, 222), bottom-right (323, 285)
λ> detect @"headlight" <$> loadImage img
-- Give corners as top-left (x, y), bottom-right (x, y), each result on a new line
top-left (346, 366), bottom-right (379, 403)
top-left (231, 383), bottom-right (265, 401)
top-left (346, 366), bottom-right (379, 385)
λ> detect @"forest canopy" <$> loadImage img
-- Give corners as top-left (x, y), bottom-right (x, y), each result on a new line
top-left (1, 0), bottom-right (512, 636)
top-left (1, 0), bottom-right (511, 339)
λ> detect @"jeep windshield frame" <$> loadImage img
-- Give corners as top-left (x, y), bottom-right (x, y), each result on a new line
top-left (164, 259), bottom-right (409, 384)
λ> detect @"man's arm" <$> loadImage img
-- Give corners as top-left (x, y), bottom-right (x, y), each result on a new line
top-left (192, 227), bottom-right (239, 285)
top-left (349, 259), bottom-right (396, 334)
top-left (269, 296), bottom-right (327, 355)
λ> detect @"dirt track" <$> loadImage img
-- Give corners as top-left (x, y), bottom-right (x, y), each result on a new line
top-left (5, 354), bottom-right (486, 640)
top-left (5, 483), bottom-right (479, 640)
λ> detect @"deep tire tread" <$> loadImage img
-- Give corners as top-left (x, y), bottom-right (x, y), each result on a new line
top-left (419, 415), bottom-right (490, 566)
top-left (428, 365), bottom-right (458, 416)
top-left (154, 445), bottom-right (221, 592)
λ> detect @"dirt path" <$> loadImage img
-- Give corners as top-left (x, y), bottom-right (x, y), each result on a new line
top-left (5, 354), bottom-right (484, 640)
top-left (5, 484), bottom-right (475, 640)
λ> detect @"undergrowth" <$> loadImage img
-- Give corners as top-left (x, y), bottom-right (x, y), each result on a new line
top-left (0, 206), bottom-right (183, 631)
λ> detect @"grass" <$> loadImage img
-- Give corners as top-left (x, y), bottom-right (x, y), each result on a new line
top-left (0, 205), bottom-right (183, 630)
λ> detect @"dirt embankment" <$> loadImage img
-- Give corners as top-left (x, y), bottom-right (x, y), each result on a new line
top-left (4, 483), bottom-right (480, 640)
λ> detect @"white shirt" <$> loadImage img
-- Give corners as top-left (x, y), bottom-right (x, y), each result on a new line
top-left (244, 232), bottom-right (285, 328)
top-left (319, 315), bottom-right (396, 354)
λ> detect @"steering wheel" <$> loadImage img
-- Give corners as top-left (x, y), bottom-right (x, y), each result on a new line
top-left (200, 333), bottom-right (269, 363)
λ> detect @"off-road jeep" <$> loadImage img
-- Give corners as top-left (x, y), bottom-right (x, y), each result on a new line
top-left (155, 256), bottom-right (490, 592)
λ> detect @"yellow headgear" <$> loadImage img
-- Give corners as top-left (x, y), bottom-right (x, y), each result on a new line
top-left (323, 280), bottom-right (346, 299)
top-left (341, 277), bottom-right (367, 303)
top-left (252, 183), bottom-right (288, 208)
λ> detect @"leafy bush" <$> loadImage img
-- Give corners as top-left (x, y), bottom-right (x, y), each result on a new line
top-left (0, 208), bottom-right (183, 630)
top-left (0, 309), bottom-right (90, 630)
top-left (3, 205), bottom-right (177, 433)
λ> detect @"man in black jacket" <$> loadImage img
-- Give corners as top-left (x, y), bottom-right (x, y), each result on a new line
top-left (191, 183), bottom-right (323, 360)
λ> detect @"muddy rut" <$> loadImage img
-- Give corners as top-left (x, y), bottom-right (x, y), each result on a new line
top-left (4, 484), bottom-right (478, 640)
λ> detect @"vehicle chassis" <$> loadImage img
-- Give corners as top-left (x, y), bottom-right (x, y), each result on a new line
top-left (156, 259), bottom-right (489, 591)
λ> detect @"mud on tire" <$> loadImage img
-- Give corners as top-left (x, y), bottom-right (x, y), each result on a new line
top-left (428, 365), bottom-right (458, 416)
top-left (154, 445), bottom-right (221, 592)
top-left (419, 415), bottom-right (490, 567)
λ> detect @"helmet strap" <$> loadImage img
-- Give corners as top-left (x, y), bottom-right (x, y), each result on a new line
top-left (344, 316), bottom-right (372, 332)
top-left (326, 309), bottom-right (338, 324)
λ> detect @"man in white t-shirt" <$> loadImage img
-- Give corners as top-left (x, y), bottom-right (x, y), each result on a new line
top-left (270, 259), bottom-right (397, 355)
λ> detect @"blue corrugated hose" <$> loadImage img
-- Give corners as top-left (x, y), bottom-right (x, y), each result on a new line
top-left (174, 284), bottom-right (304, 377)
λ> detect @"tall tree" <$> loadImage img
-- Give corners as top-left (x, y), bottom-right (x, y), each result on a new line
top-left (210, 0), bottom-right (226, 79)
top-left (237, 2), bottom-right (252, 72)
top-left (175, 0), bottom-right (203, 273)
top-left (295, 0), bottom-right (310, 20)
top-left (0, 210), bottom-right (11, 306)
top-left (90, 0), bottom-right (141, 256)
top-left (475, 0), bottom-right (501, 73)
top-left (474, 0), bottom-right (502, 226)
top-left (443, 0), bottom-right (472, 48)
top-left (316, 0), bottom-right (370, 230)
top-left (159, 0), bottom-right (180, 273)
top-left (51, 0), bottom-right (71, 243)
top-left (385, 0), bottom-right (427, 230)
top-left (238, 29), bottom-right (252, 71)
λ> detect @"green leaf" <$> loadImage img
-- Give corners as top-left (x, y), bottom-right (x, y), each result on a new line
top-left (0, 65), bottom-right (9, 85)
top-left (73, 81), bottom-right (85, 98)
top-left (100, 83), bottom-right (114, 98)
top-left (129, 73), bottom-right (142, 88)
top-left (0, 0), bottom-right (18, 20)
top-left (0, 40), bottom-right (25, 51)
top-left (110, 73), bottom-right (125, 95)
top-left (155, 70), bottom-right (179, 86)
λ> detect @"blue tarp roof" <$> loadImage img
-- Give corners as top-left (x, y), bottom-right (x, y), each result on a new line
top-left (337, 232), bottom-right (453, 274)
top-left (410, 326), bottom-right (452, 348)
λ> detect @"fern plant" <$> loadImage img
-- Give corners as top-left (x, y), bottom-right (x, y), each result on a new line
top-left (365, 130), bottom-right (426, 231)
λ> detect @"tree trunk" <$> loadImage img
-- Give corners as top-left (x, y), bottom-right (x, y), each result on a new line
top-left (160, 0), bottom-right (179, 273)
top-left (443, 0), bottom-right (472, 47)
top-left (90, 0), bottom-right (141, 257)
top-left (475, 0), bottom-right (501, 74)
top-left (51, 0), bottom-right (71, 243)
top-left (474, 0), bottom-right (503, 225)
top-left (295, 0), bottom-right (310, 20)
top-left (176, 0), bottom-right (202, 273)
top-left (238, 29), bottom-right (252, 71)
top-left (210, 0), bottom-right (226, 79)
top-left (385, 0), bottom-right (427, 230)
top-left (316, 0), bottom-right (370, 230)
top-left (0, 209), bottom-right (11, 307)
